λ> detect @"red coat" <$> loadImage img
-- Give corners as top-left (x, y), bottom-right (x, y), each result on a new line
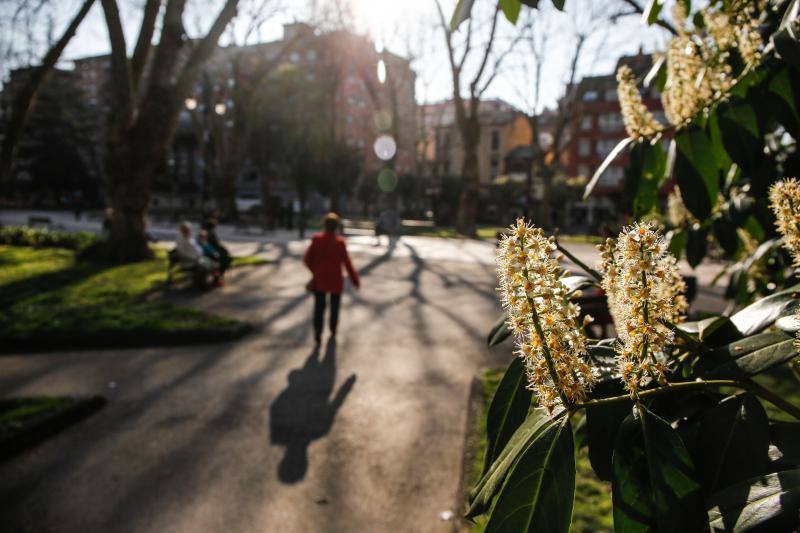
top-left (304, 231), bottom-right (360, 294)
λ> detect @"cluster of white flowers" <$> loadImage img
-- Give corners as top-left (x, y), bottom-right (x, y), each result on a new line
top-left (617, 65), bottom-right (662, 139)
top-left (769, 178), bottom-right (800, 266)
top-left (496, 220), bottom-right (596, 412)
top-left (666, 187), bottom-right (696, 228)
top-left (598, 222), bottom-right (687, 394)
top-left (655, 3), bottom-right (763, 127)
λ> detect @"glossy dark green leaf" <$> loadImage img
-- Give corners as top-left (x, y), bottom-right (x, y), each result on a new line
top-left (449, 0), bottom-right (476, 30)
top-left (612, 404), bottom-right (707, 532)
top-left (686, 225), bottom-right (708, 268)
top-left (674, 127), bottom-right (718, 220)
top-left (549, 0), bottom-right (565, 10)
top-left (468, 409), bottom-right (553, 518)
top-left (643, 54), bottom-right (666, 91)
top-left (678, 316), bottom-right (741, 347)
top-left (667, 228), bottom-right (687, 260)
top-left (561, 275), bottom-right (594, 294)
top-left (730, 283), bottom-right (800, 336)
top-left (767, 67), bottom-right (800, 136)
top-left (773, 25), bottom-right (800, 70)
top-left (488, 312), bottom-right (512, 347)
top-left (586, 344), bottom-right (617, 382)
top-left (642, 0), bottom-right (663, 24)
top-left (632, 139), bottom-right (668, 217)
top-left (712, 214), bottom-right (739, 257)
top-left (486, 416), bottom-right (575, 533)
top-left (695, 394), bottom-right (770, 493)
top-left (709, 331), bottom-right (792, 366)
top-left (707, 335), bottom-right (797, 379)
top-left (584, 137), bottom-right (633, 200)
top-left (770, 421), bottom-right (800, 466)
top-left (499, 0), bottom-right (522, 23)
top-left (586, 380), bottom-right (630, 481)
top-left (718, 100), bottom-right (762, 174)
top-left (707, 469), bottom-right (800, 532)
top-left (482, 357), bottom-right (533, 475)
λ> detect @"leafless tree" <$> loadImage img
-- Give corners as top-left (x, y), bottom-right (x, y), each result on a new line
top-left (94, 0), bottom-right (277, 261)
top-left (0, 0), bottom-right (95, 184)
top-left (434, 0), bottom-right (520, 236)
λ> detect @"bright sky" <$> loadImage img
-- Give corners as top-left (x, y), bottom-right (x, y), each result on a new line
top-left (4, 0), bottom-right (669, 112)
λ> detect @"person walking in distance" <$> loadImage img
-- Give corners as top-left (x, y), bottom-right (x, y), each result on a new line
top-left (304, 213), bottom-right (360, 344)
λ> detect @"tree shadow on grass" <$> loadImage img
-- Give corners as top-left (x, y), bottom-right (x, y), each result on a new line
top-left (269, 337), bottom-right (356, 484)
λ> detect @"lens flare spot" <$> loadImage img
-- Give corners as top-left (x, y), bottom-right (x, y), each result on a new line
top-left (377, 59), bottom-right (387, 84)
top-left (373, 135), bottom-right (396, 161)
top-left (377, 168), bottom-right (398, 192)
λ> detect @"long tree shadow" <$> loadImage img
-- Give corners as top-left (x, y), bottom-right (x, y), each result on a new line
top-left (269, 338), bottom-right (356, 484)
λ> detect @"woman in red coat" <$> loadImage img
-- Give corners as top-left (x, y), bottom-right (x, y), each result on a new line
top-left (304, 213), bottom-right (360, 344)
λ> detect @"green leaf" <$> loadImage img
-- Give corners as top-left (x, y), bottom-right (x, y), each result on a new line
top-left (631, 139), bottom-right (668, 217)
top-left (499, 0), bottom-right (522, 23)
top-left (770, 421), bottom-right (800, 466)
top-left (773, 25), bottom-right (800, 70)
top-left (642, 0), bottom-right (663, 25)
top-left (717, 100), bottom-right (762, 174)
top-left (730, 283), bottom-right (800, 336)
top-left (674, 127), bottom-right (719, 220)
top-left (707, 469), bottom-right (800, 532)
top-left (678, 316), bottom-right (742, 348)
top-left (767, 67), bottom-right (800, 136)
top-left (686, 225), bottom-right (708, 268)
top-left (612, 404), bottom-right (707, 532)
top-left (488, 312), bottom-right (512, 347)
top-left (482, 357), bottom-right (533, 476)
top-left (707, 336), bottom-right (798, 379)
top-left (712, 214), bottom-right (739, 257)
top-left (486, 416), bottom-right (575, 533)
top-left (709, 331), bottom-right (792, 366)
top-left (695, 393), bottom-right (770, 493)
top-left (667, 228), bottom-right (687, 260)
top-left (549, 0), bottom-right (565, 10)
top-left (468, 409), bottom-right (553, 518)
top-left (644, 54), bottom-right (667, 91)
top-left (586, 381), bottom-right (630, 481)
top-left (450, 0), bottom-right (476, 30)
top-left (584, 137), bottom-right (633, 200)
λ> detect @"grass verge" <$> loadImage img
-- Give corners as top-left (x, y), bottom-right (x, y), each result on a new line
top-left (0, 396), bottom-right (106, 460)
top-left (0, 245), bottom-right (250, 351)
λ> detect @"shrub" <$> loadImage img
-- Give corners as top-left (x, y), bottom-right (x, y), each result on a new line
top-left (0, 226), bottom-right (100, 251)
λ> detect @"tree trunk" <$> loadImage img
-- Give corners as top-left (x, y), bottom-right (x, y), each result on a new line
top-left (456, 119), bottom-right (480, 236)
top-left (99, 141), bottom-right (155, 261)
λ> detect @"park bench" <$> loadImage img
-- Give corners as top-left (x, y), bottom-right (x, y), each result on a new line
top-left (166, 249), bottom-right (210, 288)
top-left (27, 215), bottom-right (54, 228)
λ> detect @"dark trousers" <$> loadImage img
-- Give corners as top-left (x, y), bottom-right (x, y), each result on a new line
top-left (313, 291), bottom-right (341, 341)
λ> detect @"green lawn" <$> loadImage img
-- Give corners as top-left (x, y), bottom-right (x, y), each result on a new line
top-left (469, 368), bottom-right (613, 532)
top-left (0, 245), bottom-right (240, 341)
top-left (0, 397), bottom-right (75, 434)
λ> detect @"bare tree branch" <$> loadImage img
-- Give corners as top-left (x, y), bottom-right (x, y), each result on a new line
top-left (130, 0), bottom-right (161, 89)
top-left (0, 0), bottom-right (96, 182)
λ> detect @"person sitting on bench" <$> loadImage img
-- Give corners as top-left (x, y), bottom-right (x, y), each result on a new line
top-left (198, 229), bottom-right (226, 286)
top-left (175, 222), bottom-right (219, 286)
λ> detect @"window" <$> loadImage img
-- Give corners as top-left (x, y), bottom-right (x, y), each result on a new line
top-left (579, 116), bottom-right (593, 131)
top-left (289, 52), bottom-right (300, 63)
top-left (598, 113), bottom-right (624, 132)
top-left (599, 166), bottom-right (625, 187)
top-left (491, 130), bottom-right (500, 150)
top-left (490, 156), bottom-right (500, 178)
top-left (578, 139), bottom-right (591, 157)
top-left (605, 89), bottom-right (618, 102)
top-left (596, 139), bottom-right (618, 157)
top-left (578, 164), bottom-right (590, 178)
top-left (306, 50), bottom-right (318, 62)
top-left (582, 90), bottom-right (598, 102)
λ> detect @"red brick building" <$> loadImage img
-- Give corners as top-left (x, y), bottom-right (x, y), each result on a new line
top-left (565, 52), bottom-right (667, 228)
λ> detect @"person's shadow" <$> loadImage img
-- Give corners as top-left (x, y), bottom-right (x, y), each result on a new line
top-left (269, 338), bottom-right (356, 484)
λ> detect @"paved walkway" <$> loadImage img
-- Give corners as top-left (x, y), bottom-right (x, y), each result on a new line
top-left (0, 237), bottom-right (507, 532)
